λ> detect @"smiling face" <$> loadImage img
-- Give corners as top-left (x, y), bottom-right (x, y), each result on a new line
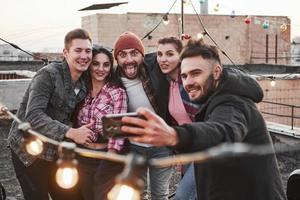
top-left (89, 52), bottom-right (111, 84)
top-left (180, 56), bottom-right (222, 102)
top-left (157, 43), bottom-right (180, 78)
top-left (116, 48), bottom-right (143, 79)
top-left (63, 38), bottom-right (92, 79)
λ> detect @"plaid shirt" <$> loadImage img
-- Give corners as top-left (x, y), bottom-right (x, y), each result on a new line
top-left (8, 61), bottom-right (87, 167)
top-left (77, 83), bottom-right (127, 151)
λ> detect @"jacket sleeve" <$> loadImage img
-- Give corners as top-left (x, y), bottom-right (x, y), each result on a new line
top-left (173, 101), bottom-right (249, 153)
top-left (24, 70), bottom-right (70, 141)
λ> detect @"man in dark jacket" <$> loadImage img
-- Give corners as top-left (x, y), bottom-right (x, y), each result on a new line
top-left (121, 39), bottom-right (286, 200)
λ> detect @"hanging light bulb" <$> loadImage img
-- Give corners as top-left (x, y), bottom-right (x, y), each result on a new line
top-left (55, 142), bottom-right (79, 189)
top-left (230, 10), bottom-right (235, 18)
top-left (25, 137), bottom-right (43, 156)
top-left (56, 166), bottom-right (79, 189)
top-left (213, 4), bottom-right (220, 12)
top-left (270, 79), bottom-right (276, 87)
top-left (262, 20), bottom-right (270, 29)
top-left (18, 122), bottom-right (44, 156)
top-left (108, 184), bottom-right (140, 200)
top-left (162, 14), bottom-right (169, 25)
top-left (183, 0), bottom-right (190, 5)
top-left (244, 16), bottom-right (251, 25)
top-left (280, 23), bottom-right (288, 32)
top-left (108, 154), bottom-right (146, 200)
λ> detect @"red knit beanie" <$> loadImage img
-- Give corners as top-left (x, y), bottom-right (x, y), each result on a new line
top-left (114, 32), bottom-right (145, 58)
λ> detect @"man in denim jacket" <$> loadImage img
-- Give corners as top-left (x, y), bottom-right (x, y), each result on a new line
top-left (8, 28), bottom-right (95, 200)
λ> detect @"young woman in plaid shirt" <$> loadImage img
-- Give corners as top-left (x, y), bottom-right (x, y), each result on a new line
top-left (75, 45), bottom-right (128, 200)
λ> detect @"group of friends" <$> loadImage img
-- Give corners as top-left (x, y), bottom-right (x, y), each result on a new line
top-left (7, 28), bottom-right (287, 200)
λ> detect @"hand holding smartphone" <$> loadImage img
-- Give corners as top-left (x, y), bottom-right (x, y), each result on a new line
top-left (102, 112), bottom-right (143, 138)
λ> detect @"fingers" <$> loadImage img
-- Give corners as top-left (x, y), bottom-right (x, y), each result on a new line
top-left (121, 124), bottom-right (146, 136)
top-left (129, 135), bottom-right (164, 146)
top-left (129, 135), bottom-right (153, 144)
top-left (121, 107), bottom-right (162, 127)
top-left (0, 102), bottom-right (6, 114)
top-left (136, 107), bottom-right (161, 123)
top-left (82, 135), bottom-right (93, 145)
top-left (180, 33), bottom-right (191, 40)
top-left (75, 129), bottom-right (94, 144)
top-left (121, 116), bottom-right (147, 130)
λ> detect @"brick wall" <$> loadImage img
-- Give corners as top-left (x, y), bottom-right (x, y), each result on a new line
top-left (82, 13), bottom-right (291, 65)
top-left (257, 78), bottom-right (300, 127)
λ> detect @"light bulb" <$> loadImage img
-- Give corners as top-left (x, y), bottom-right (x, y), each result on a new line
top-left (270, 80), bottom-right (276, 87)
top-left (213, 4), bottom-right (220, 12)
top-left (244, 16), bottom-right (251, 25)
top-left (163, 15), bottom-right (169, 25)
top-left (108, 184), bottom-right (140, 200)
top-left (262, 20), bottom-right (270, 29)
top-left (25, 138), bottom-right (43, 156)
top-left (163, 19), bottom-right (169, 25)
top-left (55, 166), bottom-right (79, 189)
top-left (280, 23), bottom-right (287, 32)
top-left (230, 10), bottom-right (235, 18)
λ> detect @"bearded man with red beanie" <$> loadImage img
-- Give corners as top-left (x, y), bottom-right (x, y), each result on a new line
top-left (93, 31), bottom-right (172, 200)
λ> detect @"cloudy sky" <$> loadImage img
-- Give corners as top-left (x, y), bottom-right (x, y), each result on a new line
top-left (0, 0), bottom-right (299, 52)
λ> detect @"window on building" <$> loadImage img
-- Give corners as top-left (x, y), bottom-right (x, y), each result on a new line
top-left (2, 50), bottom-right (10, 55)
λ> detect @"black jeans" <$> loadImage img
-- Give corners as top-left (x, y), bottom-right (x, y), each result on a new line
top-left (77, 153), bottom-right (103, 200)
top-left (11, 150), bottom-right (83, 200)
top-left (93, 159), bottom-right (125, 200)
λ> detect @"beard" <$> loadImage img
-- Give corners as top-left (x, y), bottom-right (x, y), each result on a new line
top-left (190, 73), bottom-right (217, 104)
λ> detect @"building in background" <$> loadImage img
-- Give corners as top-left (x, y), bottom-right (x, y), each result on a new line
top-left (0, 44), bottom-right (33, 61)
top-left (291, 37), bottom-right (300, 65)
top-left (82, 13), bottom-right (291, 65)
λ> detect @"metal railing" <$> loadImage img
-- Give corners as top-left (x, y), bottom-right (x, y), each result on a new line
top-left (260, 100), bottom-right (300, 130)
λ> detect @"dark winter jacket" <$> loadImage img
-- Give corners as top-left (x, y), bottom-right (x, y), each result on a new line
top-left (174, 67), bottom-right (286, 200)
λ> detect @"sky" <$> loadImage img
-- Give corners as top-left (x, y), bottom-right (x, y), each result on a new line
top-left (0, 0), bottom-right (299, 52)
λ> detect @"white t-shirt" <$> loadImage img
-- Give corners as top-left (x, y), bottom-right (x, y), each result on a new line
top-left (121, 77), bottom-right (155, 147)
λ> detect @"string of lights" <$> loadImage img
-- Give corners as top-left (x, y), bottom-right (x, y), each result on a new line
top-left (141, 0), bottom-right (178, 41)
top-left (1, 3), bottom-right (299, 197)
top-left (188, 0), bottom-right (238, 67)
top-left (208, 0), bottom-right (290, 32)
top-left (1, 101), bottom-right (300, 199)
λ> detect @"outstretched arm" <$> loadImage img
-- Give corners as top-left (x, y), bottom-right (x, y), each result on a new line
top-left (121, 107), bottom-right (179, 147)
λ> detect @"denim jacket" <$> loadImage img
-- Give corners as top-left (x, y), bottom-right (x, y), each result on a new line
top-left (8, 61), bottom-right (87, 166)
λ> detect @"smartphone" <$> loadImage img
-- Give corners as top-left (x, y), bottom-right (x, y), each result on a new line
top-left (102, 112), bottom-right (143, 138)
